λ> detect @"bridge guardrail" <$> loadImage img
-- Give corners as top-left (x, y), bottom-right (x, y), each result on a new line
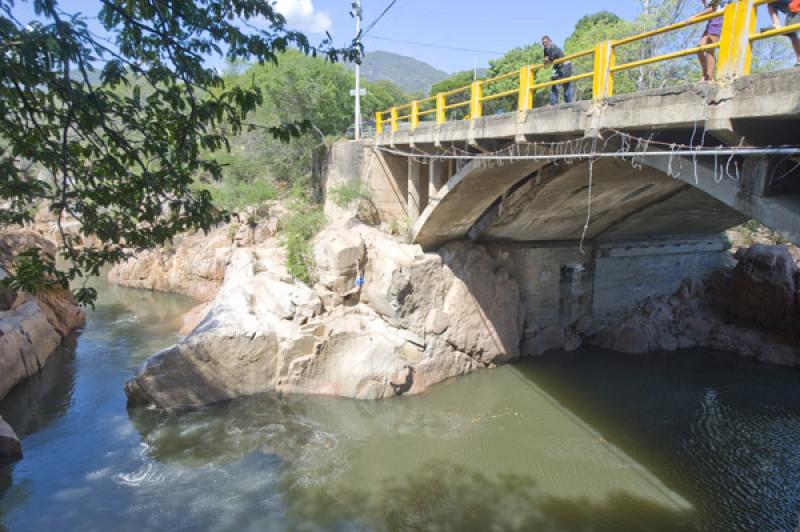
top-left (376, 0), bottom-right (800, 136)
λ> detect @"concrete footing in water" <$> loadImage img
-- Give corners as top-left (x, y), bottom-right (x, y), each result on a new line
top-left (488, 234), bottom-right (734, 357)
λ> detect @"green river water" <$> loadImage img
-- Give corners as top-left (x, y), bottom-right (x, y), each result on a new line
top-left (1, 280), bottom-right (799, 531)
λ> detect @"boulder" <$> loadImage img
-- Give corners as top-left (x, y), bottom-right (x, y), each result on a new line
top-left (313, 226), bottom-right (366, 293)
top-left (0, 231), bottom-right (86, 401)
top-left (0, 268), bottom-right (14, 311)
top-left (0, 416), bottom-right (22, 466)
top-left (712, 244), bottom-right (799, 332)
top-left (355, 198), bottom-right (381, 226)
top-left (0, 299), bottom-right (66, 400)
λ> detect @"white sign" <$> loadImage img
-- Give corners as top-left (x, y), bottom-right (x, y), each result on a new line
top-left (350, 89), bottom-right (367, 97)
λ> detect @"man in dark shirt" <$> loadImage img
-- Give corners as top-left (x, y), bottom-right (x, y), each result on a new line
top-left (541, 36), bottom-right (575, 105)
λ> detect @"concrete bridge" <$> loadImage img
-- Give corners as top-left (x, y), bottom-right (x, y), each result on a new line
top-left (321, 1), bottom-right (800, 353)
top-left (376, 72), bottom-right (800, 250)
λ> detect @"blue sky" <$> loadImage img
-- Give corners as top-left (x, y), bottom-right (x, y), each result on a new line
top-left (10, 0), bottom-right (774, 74)
top-left (312, 0), bottom-right (642, 72)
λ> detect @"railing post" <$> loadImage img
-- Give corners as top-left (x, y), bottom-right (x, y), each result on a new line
top-left (518, 66), bottom-right (534, 112)
top-left (390, 107), bottom-right (399, 133)
top-left (436, 93), bottom-right (446, 125)
top-left (375, 112), bottom-right (383, 135)
top-left (593, 41), bottom-right (615, 101)
top-left (470, 81), bottom-right (482, 120)
top-left (717, 0), bottom-right (756, 80)
top-left (411, 100), bottom-right (420, 130)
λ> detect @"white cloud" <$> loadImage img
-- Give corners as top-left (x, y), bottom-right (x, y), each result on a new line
top-left (274, 0), bottom-right (333, 34)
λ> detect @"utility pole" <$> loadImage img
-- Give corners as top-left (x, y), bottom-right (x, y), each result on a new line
top-left (351, 0), bottom-right (363, 140)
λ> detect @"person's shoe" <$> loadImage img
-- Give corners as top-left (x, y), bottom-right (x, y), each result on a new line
top-left (760, 26), bottom-right (775, 33)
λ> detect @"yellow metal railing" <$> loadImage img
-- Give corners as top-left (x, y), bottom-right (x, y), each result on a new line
top-left (377, 0), bottom-right (792, 135)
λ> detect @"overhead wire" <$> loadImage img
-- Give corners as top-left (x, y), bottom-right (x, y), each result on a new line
top-left (362, 0), bottom-right (400, 36)
top-left (364, 35), bottom-right (504, 55)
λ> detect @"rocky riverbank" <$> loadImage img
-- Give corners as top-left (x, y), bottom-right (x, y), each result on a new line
top-left (108, 205), bottom-right (284, 303)
top-left (121, 203), bottom-right (800, 410)
top-left (0, 229), bottom-right (86, 464)
top-left (125, 218), bottom-right (522, 410)
top-left (590, 245), bottom-right (800, 366)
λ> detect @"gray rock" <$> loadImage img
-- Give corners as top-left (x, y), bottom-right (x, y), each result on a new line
top-left (713, 244), bottom-right (799, 332)
top-left (0, 416), bottom-right (22, 466)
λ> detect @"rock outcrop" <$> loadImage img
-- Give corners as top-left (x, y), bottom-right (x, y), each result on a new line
top-left (108, 228), bottom-right (233, 302)
top-left (108, 206), bottom-right (284, 302)
top-left (711, 244), bottom-right (799, 333)
top-left (0, 416), bottom-right (22, 466)
top-left (0, 230), bottom-right (86, 401)
top-left (126, 220), bottom-right (523, 410)
top-left (589, 246), bottom-right (800, 367)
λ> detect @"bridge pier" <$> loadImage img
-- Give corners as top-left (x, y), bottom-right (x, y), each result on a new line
top-left (407, 160), bottom-right (429, 224)
top-left (489, 234), bottom-right (731, 356)
top-left (428, 161), bottom-right (449, 200)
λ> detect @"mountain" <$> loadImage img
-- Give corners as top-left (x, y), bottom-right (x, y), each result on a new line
top-left (353, 51), bottom-right (449, 96)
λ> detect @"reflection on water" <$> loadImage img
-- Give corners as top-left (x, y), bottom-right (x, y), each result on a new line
top-left (1, 278), bottom-right (799, 531)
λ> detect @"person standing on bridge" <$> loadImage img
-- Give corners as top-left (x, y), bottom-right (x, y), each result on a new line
top-left (762, 1), bottom-right (800, 67)
top-left (541, 36), bottom-right (575, 105)
top-left (692, 0), bottom-right (732, 82)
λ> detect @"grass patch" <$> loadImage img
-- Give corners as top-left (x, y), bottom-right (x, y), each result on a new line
top-left (329, 179), bottom-right (371, 208)
top-left (195, 178), bottom-right (278, 212)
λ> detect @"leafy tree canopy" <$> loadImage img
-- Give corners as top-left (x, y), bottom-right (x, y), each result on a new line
top-left (429, 70), bottom-right (476, 98)
top-left (0, 0), bottom-right (357, 305)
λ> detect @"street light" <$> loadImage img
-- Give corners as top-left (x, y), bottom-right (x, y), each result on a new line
top-left (350, 0), bottom-right (363, 140)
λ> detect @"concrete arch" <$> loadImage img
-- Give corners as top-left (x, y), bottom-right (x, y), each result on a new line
top-left (411, 151), bottom-right (800, 249)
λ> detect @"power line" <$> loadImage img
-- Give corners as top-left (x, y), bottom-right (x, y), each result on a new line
top-left (365, 35), bottom-right (504, 55)
top-left (362, 0), bottom-right (400, 36)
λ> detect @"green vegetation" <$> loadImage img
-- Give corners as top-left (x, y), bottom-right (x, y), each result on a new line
top-left (220, 50), bottom-right (409, 187)
top-left (0, 0), bottom-right (358, 305)
top-left (195, 178), bottom-right (278, 213)
top-left (281, 203), bottom-right (325, 285)
top-left (329, 179), bottom-right (371, 208)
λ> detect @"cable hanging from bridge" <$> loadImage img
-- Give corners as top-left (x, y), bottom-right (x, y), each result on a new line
top-left (376, 129), bottom-right (800, 186)
top-left (376, 142), bottom-right (800, 163)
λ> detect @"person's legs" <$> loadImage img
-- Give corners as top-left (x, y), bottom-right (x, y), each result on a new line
top-left (550, 84), bottom-right (559, 105)
top-left (698, 34), bottom-right (720, 81)
top-left (698, 34), bottom-right (711, 81)
top-left (788, 11), bottom-right (800, 65)
top-left (564, 81), bottom-right (575, 103)
top-left (790, 34), bottom-right (800, 64)
top-left (769, 3), bottom-right (782, 27)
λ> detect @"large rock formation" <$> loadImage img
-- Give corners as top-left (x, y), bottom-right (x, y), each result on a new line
top-left (0, 230), bottom-right (86, 402)
top-left (126, 220), bottom-right (523, 410)
top-left (589, 245), bottom-right (800, 367)
top-left (108, 206), bottom-right (283, 302)
top-left (711, 244), bottom-right (799, 333)
top-left (108, 228), bottom-right (233, 302)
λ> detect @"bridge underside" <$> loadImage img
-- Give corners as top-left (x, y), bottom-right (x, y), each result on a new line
top-left (417, 158), bottom-right (751, 249)
top-left (374, 71), bottom-right (800, 250)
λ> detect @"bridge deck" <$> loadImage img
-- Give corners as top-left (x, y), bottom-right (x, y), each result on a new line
top-left (376, 71), bottom-right (800, 149)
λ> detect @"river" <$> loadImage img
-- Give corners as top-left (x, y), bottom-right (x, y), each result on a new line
top-left (0, 280), bottom-right (799, 531)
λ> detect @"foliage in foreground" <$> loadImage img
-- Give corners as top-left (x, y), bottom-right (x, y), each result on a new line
top-left (0, 0), bottom-right (357, 305)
